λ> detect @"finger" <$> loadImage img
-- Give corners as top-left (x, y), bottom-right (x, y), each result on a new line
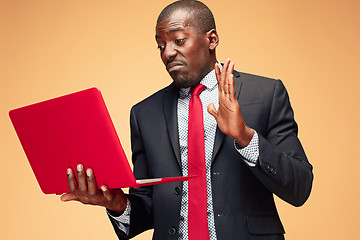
top-left (221, 58), bottom-right (230, 82)
top-left (223, 59), bottom-right (232, 94)
top-left (207, 103), bottom-right (218, 119)
top-left (229, 73), bottom-right (235, 100)
top-left (215, 63), bottom-right (222, 91)
top-left (227, 61), bottom-right (235, 99)
top-left (101, 185), bottom-right (112, 201)
top-left (86, 168), bottom-right (98, 196)
top-left (227, 61), bottom-right (234, 77)
top-left (220, 59), bottom-right (230, 92)
top-left (224, 61), bottom-right (234, 96)
top-left (60, 192), bottom-right (78, 202)
top-left (67, 168), bottom-right (78, 193)
top-left (77, 164), bottom-right (87, 193)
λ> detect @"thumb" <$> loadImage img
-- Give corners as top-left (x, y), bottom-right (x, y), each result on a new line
top-left (207, 103), bottom-right (217, 119)
top-left (60, 192), bottom-right (78, 202)
top-left (101, 185), bottom-right (113, 201)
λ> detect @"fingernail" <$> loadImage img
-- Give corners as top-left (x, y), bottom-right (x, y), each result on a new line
top-left (86, 169), bottom-right (91, 177)
top-left (67, 168), bottom-right (71, 176)
top-left (77, 164), bottom-right (83, 172)
top-left (101, 185), bottom-right (107, 192)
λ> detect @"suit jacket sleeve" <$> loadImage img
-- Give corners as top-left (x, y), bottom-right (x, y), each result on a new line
top-left (246, 79), bottom-right (313, 207)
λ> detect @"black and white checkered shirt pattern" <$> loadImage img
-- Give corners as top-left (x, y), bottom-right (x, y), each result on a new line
top-left (177, 69), bottom-right (219, 240)
top-left (108, 64), bottom-right (260, 239)
top-left (177, 66), bottom-right (259, 240)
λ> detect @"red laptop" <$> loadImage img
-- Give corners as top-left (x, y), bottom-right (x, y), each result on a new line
top-left (9, 88), bottom-right (191, 195)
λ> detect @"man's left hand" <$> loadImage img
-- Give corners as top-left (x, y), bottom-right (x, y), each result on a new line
top-left (207, 58), bottom-right (254, 147)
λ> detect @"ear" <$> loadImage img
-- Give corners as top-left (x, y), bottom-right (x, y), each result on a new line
top-left (206, 29), bottom-right (219, 50)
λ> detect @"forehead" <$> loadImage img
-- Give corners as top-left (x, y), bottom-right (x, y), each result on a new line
top-left (155, 10), bottom-right (195, 38)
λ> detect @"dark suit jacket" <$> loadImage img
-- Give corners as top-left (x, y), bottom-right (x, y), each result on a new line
top-left (109, 71), bottom-right (313, 240)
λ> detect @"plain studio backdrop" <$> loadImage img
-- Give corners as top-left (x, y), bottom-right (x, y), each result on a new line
top-left (1, 0), bottom-right (359, 239)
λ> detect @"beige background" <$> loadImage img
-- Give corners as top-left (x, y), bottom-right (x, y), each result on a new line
top-left (1, 0), bottom-right (359, 239)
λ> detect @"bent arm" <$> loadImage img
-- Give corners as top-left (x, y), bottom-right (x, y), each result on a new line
top-left (208, 59), bottom-right (313, 206)
top-left (247, 80), bottom-right (313, 206)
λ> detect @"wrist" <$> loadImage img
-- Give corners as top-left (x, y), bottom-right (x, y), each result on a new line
top-left (235, 127), bottom-right (254, 148)
top-left (107, 208), bottom-right (124, 217)
top-left (108, 196), bottom-right (128, 215)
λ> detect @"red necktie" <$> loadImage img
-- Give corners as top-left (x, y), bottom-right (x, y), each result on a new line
top-left (187, 84), bottom-right (210, 240)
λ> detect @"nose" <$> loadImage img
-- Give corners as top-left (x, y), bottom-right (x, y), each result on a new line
top-left (162, 43), bottom-right (177, 63)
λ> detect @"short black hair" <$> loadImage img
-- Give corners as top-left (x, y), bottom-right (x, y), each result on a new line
top-left (157, 0), bottom-right (216, 33)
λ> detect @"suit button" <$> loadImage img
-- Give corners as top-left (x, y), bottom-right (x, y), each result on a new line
top-left (168, 227), bottom-right (177, 235)
top-left (175, 186), bottom-right (182, 195)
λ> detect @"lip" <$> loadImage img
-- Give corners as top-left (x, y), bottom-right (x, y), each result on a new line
top-left (166, 62), bottom-right (184, 72)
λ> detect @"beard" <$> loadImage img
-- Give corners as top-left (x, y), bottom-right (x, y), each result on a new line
top-left (169, 62), bottom-right (212, 89)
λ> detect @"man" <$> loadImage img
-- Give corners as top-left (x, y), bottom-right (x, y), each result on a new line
top-left (61, 1), bottom-right (313, 239)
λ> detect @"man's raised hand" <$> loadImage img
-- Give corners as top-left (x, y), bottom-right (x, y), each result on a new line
top-left (207, 58), bottom-right (254, 147)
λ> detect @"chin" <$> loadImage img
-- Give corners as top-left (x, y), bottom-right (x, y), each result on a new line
top-left (173, 79), bottom-right (189, 88)
top-left (170, 73), bottom-right (187, 88)
top-left (170, 72), bottom-right (199, 88)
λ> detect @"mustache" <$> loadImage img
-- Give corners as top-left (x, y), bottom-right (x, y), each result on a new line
top-left (166, 59), bottom-right (186, 70)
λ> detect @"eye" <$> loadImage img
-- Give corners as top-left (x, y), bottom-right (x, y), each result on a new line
top-left (157, 45), bottom-right (165, 51)
top-left (175, 39), bottom-right (185, 45)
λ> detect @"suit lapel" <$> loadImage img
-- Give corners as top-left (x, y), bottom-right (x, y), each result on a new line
top-left (162, 83), bottom-right (182, 166)
top-left (162, 71), bottom-right (243, 166)
top-left (211, 70), bottom-right (243, 162)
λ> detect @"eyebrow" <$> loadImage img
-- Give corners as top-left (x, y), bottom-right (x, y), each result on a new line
top-left (155, 27), bottom-right (185, 40)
